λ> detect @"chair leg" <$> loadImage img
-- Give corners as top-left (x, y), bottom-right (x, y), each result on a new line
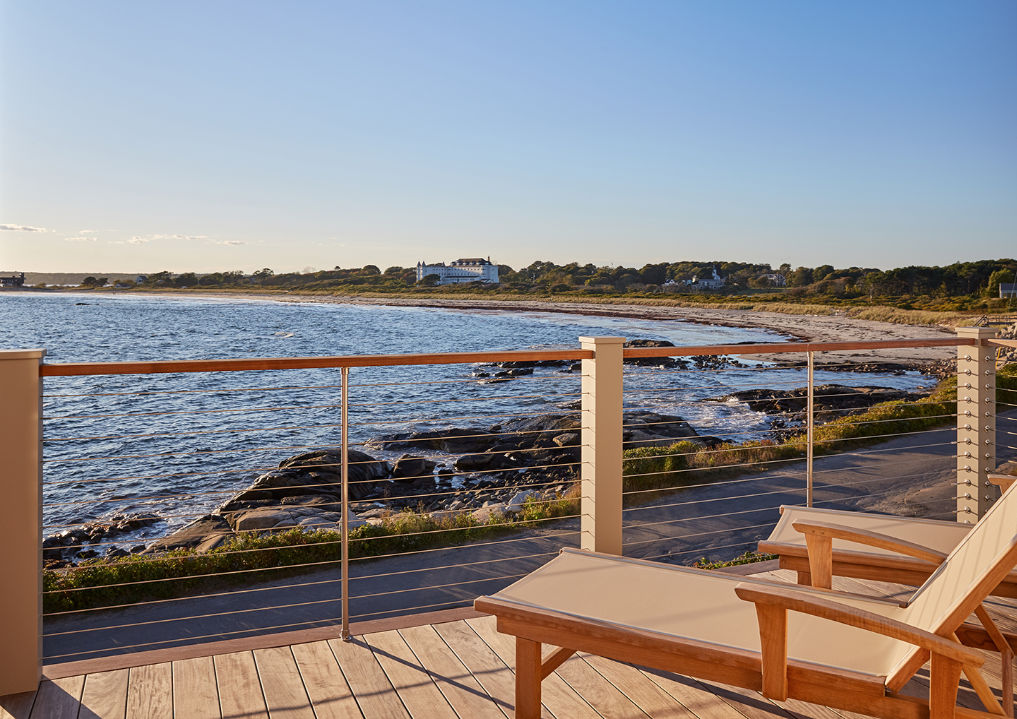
top-left (1003, 646), bottom-right (1014, 718)
top-left (929, 653), bottom-right (963, 719)
top-left (516, 637), bottom-right (542, 719)
top-left (796, 570), bottom-right (811, 586)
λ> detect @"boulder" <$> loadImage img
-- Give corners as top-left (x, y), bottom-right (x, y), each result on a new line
top-left (471, 504), bottom-right (506, 523)
top-left (391, 455), bottom-right (437, 482)
top-left (234, 509), bottom-right (293, 532)
top-left (506, 490), bottom-right (536, 514)
top-left (217, 449), bottom-right (390, 516)
top-left (719, 385), bottom-right (923, 418)
top-left (552, 432), bottom-right (580, 447)
top-left (454, 452), bottom-right (500, 472)
top-left (623, 339), bottom-right (685, 368)
top-left (146, 514), bottom-right (233, 553)
top-left (43, 512), bottom-right (161, 559)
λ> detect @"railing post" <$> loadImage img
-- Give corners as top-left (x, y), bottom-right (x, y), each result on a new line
top-left (956, 328), bottom-right (997, 523)
top-left (340, 366), bottom-right (351, 641)
top-left (580, 336), bottom-right (624, 555)
top-left (806, 351), bottom-right (815, 508)
top-left (0, 349), bottom-right (45, 695)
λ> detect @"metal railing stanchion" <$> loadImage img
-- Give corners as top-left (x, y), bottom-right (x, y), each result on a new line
top-left (341, 366), bottom-right (351, 641)
top-left (807, 351), bottom-right (815, 507)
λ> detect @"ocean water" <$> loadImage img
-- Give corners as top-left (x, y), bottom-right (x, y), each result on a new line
top-left (0, 292), bottom-right (934, 540)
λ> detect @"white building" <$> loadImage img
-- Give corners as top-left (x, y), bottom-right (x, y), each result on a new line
top-left (686, 266), bottom-right (725, 289)
top-left (758, 273), bottom-right (787, 287)
top-left (416, 258), bottom-right (499, 285)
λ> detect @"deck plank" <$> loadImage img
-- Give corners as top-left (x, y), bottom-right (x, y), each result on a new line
top-left (25, 568), bottom-right (1017, 719)
top-left (365, 629), bottom-right (458, 719)
top-left (466, 615), bottom-right (601, 719)
top-left (28, 676), bottom-right (84, 719)
top-left (79, 669), bottom-right (129, 719)
top-left (398, 624), bottom-right (508, 718)
top-left (328, 637), bottom-right (410, 719)
top-left (580, 653), bottom-right (696, 719)
top-left (0, 690), bottom-right (37, 719)
top-left (640, 671), bottom-right (769, 719)
top-left (126, 664), bottom-right (172, 719)
top-left (213, 651), bottom-right (269, 719)
top-left (290, 641), bottom-right (363, 719)
top-left (432, 620), bottom-right (543, 719)
top-left (551, 652), bottom-right (649, 718)
top-left (172, 656), bottom-right (219, 719)
top-left (252, 647), bottom-right (316, 719)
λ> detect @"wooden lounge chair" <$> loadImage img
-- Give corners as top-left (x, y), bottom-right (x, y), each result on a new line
top-left (759, 474), bottom-right (1017, 595)
top-left (474, 482), bottom-right (1017, 719)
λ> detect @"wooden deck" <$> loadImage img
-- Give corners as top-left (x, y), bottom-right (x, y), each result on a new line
top-left (3, 567), bottom-right (1016, 719)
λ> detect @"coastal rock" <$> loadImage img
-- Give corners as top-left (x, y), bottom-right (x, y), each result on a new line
top-left (391, 454), bottom-right (437, 482)
top-left (217, 449), bottom-right (390, 517)
top-left (43, 511), bottom-right (161, 559)
top-left (368, 427), bottom-right (491, 454)
top-left (146, 515), bottom-right (233, 553)
top-left (717, 384), bottom-right (929, 435)
top-left (623, 339), bottom-right (686, 368)
top-left (720, 384), bottom-right (923, 416)
top-left (231, 507), bottom-right (365, 533)
top-left (506, 490), bottom-right (536, 513)
top-left (234, 509), bottom-right (294, 532)
top-left (471, 504), bottom-right (506, 523)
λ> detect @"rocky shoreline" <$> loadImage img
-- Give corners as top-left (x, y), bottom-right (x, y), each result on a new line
top-left (42, 338), bottom-right (953, 568)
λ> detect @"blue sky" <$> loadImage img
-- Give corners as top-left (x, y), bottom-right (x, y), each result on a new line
top-left (1, 1), bottom-right (1014, 273)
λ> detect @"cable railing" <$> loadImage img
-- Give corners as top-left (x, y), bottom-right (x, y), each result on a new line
top-left (1, 328), bottom-right (1013, 688)
top-left (35, 349), bottom-right (592, 665)
top-left (617, 335), bottom-right (1009, 568)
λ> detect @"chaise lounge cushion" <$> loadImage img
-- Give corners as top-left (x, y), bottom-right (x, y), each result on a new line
top-left (761, 506), bottom-right (972, 561)
top-left (489, 549), bottom-right (912, 679)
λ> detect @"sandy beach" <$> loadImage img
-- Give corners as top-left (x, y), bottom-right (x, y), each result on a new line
top-left (76, 289), bottom-right (962, 367)
top-left (334, 296), bottom-right (960, 365)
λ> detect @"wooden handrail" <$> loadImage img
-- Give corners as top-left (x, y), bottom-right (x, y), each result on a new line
top-left (37, 336), bottom-right (971, 377)
top-left (623, 337), bottom-right (971, 358)
top-left (39, 349), bottom-right (594, 377)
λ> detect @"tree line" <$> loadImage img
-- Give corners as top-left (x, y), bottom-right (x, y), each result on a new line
top-left (103, 259), bottom-right (1017, 311)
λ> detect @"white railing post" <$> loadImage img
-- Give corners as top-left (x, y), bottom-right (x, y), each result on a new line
top-left (0, 349), bottom-right (45, 695)
top-left (580, 336), bottom-right (624, 555)
top-left (957, 328), bottom-right (997, 522)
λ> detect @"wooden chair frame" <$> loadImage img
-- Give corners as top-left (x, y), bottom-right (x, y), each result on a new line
top-left (476, 478), bottom-right (1017, 719)
top-left (476, 549), bottom-right (1017, 719)
top-left (759, 475), bottom-right (1017, 597)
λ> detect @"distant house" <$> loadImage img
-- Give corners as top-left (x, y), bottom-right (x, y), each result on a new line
top-left (416, 258), bottom-right (499, 285)
top-left (1001, 283), bottom-right (1017, 298)
top-left (0, 272), bottom-right (25, 288)
top-left (686, 267), bottom-right (725, 290)
top-left (758, 273), bottom-right (787, 287)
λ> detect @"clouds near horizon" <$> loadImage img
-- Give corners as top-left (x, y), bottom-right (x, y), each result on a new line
top-left (0, 224), bottom-right (48, 232)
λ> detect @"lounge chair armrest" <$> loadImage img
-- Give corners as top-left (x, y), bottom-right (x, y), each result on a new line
top-left (988, 474), bottom-right (1016, 492)
top-left (734, 583), bottom-right (983, 668)
top-left (791, 521), bottom-right (947, 565)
